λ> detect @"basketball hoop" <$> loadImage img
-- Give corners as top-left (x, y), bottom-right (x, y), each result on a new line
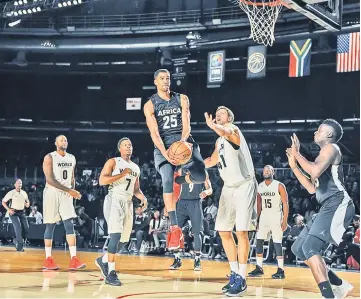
top-left (234, 0), bottom-right (285, 46)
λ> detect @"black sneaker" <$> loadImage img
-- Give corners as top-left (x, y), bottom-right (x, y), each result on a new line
top-left (225, 274), bottom-right (247, 297)
top-left (271, 268), bottom-right (285, 279)
top-left (194, 258), bottom-right (202, 271)
top-left (248, 265), bottom-right (264, 277)
top-left (95, 256), bottom-right (108, 279)
top-left (222, 271), bottom-right (237, 293)
top-left (105, 270), bottom-right (121, 286)
top-left (169, 258), bottom-right (182, 270)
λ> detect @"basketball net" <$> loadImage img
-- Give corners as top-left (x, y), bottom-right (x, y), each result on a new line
top-left (234, 0), bottom-right (284, 46)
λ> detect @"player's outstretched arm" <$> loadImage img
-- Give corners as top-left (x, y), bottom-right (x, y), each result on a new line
top-left (144, 100), bottom-right (167, 155)
top-left (180, 94), bottom-right (191, 141)
top-left (204, 141), bottom-right (219, 169)
top-left (204, 112), bottom-right (240, 145)
top-left (43, 154), bottom-right (71, 193)
top-left (279, 183), bottom-right (289, 231)
top-left (133, 177), bottom-right (148, 211)
top-left (99, 159), bottom-right (131, 186)
top-left (286, 148), bottom-right (316, 194)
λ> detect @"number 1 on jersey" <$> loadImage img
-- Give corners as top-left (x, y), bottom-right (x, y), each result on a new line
top-left (217, 154), bottom-right (227, 169)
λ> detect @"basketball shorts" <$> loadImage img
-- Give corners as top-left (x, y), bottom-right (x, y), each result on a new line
top-left (215, 178), bottom-right (258, 232)
top-left (176, 199), bottom-right (204, 234)
top-left (298, 191), bottom-right (355, 246)
top-left (257, 211), bottom-right (283, 243)
top-left (103, 193), bottom-right (133, 242)
top-left (154, 134), bottom-right (202, 172)
top-left (43, 186), bottom-right (77, 224)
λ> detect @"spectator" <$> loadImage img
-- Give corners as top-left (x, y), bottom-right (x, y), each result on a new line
top-left (75, 206), bottom-right (93, 245)
top-left (304, 203), bottom-right (316, 224)
top-left (149, 210), bottom-right (166, 253)
top-left (29, 205), bottom-right (43, 224)
top-left (131, 206), bottom-right (149, 254)
top-left (204, 198), bottom-right (218, 219)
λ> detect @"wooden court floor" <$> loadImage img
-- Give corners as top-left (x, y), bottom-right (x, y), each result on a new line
top-left (0, 247), bottom-right (359, 298)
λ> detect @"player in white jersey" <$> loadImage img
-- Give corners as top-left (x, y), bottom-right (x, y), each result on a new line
top-left (248, 165), bottom-right (289, 279)
top-left (95, 137), bottom-right (147, 286)
top-left (42, 135), bottom-right (85, 271)
top-left (204, 106), bottom-right (258, 297)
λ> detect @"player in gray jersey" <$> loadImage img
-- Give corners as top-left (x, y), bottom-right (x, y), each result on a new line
top-left (286, 119), bottom-right (355, 299)
top-left (144, 69), bottom-right (206, 251)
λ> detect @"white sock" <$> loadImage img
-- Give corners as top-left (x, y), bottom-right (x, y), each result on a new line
top-left (108, 262), bottom-right (115, 273)
top-left (174, 252), bottom-right (181, 260)
top-left (229, 261), bottom-right (238, 274)
top-left (256, 256), bottom-right (263, 268)
top-left (69, 246), bottom-right (76, 258)
top-left (102, 253), bottom-right (108, 263)
top-left (45, 247), bottom-right (52, 258)
top-left (277, 257), bottom-right (284, 269)
top-left (238, 263), bottom-right (247, 279)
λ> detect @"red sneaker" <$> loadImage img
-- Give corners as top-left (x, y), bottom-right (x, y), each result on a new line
top-left (43, 257), bottom-right (59, 270)
top-left (167, 226), bottom-right (183, 251)
top-left (69, 256), bottom-right (86, 270)
top-left (173, 172), bottom-right (182, 203)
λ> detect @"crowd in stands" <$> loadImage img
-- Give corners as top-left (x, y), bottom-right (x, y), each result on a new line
top-left (0, 149), bottom-right (359, 270)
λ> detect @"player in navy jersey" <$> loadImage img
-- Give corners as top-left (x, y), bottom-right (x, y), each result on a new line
top-left (286, 119), bottom-right (355, 299)
top-left (169, 169), bottom-right (212, 271)
top-left (144, 69), bottom-right (206, 251)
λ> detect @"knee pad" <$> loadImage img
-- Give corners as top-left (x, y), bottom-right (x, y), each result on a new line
top-left (63, 219), bottom-right (75, 235)
top-left (159, 164), bottom-right (174, 193)
top-left (44, 223), bottom-right (56, 240)
top-left (302, 235), bottom-right (325, 261)
top-left (189, 167), bottom-right (206, 184)
top-left (108, 233), bottom-right (121, 254)
top-left (291, 238), bottom-right (306, 261)
top-left (256, 239), bottom-right (264, 254)
top-left (274, 242), bottom-right (283, 257)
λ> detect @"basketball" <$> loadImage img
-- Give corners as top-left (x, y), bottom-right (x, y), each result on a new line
top-left (168, 141), bottom-right (192, 165)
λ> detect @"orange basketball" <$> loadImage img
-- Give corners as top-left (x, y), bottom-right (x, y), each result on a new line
top-left (168, 141), bottom-right (192, 165)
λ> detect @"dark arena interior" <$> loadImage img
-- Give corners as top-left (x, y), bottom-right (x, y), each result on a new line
top-left (0, 0), bottom-right (359, 298)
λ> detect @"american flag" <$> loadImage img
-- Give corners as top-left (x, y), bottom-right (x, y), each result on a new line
top-left (337, 32), bottom-right (360, 73)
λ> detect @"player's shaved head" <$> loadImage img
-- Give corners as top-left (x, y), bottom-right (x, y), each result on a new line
top-left (263, 165), bottom-right (274, 180)
top-left (55, 135), bottom-right (68, 151)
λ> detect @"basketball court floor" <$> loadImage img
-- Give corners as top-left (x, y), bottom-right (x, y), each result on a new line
top-left (0, 247), bottom-right (359, 298)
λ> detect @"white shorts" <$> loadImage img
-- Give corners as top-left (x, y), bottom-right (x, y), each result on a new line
top-left (43, 186), bottom-right (77, 224)
top-left (215, 179), bottom-right (258, 232)
top-left (103, 193), bottom-right (133, 243)
top-left (257, 212), bottom-right (283, 243)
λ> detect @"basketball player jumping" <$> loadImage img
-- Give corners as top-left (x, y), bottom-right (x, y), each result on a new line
top-left (204, 106), bottom-right (257, 296)
top-left (95, 138), bottom-right (147, 286)
top-left (169, 169), bottom-right (212, 271)
top-left (144, 69), bottom-right (206, 250)
top-left (286, 119), bottom-right (355, 299)
top-left (42, 135), bottom-right (86, 270)
top-left (248, 165), bottom-right (289, 279)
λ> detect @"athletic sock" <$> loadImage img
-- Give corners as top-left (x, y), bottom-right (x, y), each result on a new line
top-left (318, 281), bottom-right (335, 298)
top-left (256, 256), bottom-right (263, 268)
top-left (69, 246), bottom-right (76, 258)
top-left (102, 253), bottom-right (108, 263)
top-left (168, 211), bottom-right (178, 226)
top-left (277, 257), bottom-right (284, 270)
top-left (108, 262), bottom-right (115, 273)
top-left (45, 247), bottom-right (52, 258)
top-left (328, 269), bottom-right (342, 286)
top-left (238, 263), bottom-right (247, 279)
top-left (229, 261), bottom-right (238, 274)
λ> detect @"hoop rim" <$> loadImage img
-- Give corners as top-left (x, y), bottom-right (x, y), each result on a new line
top-left (238, 0), bottom-right (285, 7)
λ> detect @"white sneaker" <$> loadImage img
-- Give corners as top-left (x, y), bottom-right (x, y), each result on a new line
top-left (332, 279), bottom-right (354, 299)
